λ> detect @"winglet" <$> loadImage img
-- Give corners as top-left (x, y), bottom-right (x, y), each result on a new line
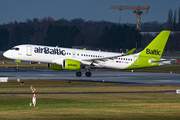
top-left (125, 48), bottom-right (136, 55)
top-left (139, 30), bottom-right (171, 58)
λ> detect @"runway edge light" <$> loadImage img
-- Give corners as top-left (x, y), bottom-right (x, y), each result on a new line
top-left (176, 90), bottom-right (180, 94)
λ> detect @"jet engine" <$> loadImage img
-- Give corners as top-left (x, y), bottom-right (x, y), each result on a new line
top-left (48, 59), bottom-right (81, 71)
top-left (47, 63), bottom-right (63, 70)
top-left (62, 59), bottom-right (81, 70)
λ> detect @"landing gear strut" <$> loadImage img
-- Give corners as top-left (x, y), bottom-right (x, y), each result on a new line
top-left (15, 63), bottom-right (19, 70)
top-left (76, 71), bottom-right (82, 77)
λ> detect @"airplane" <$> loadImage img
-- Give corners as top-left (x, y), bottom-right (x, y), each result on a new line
top-left (3, 30), bottom-right (171, 77)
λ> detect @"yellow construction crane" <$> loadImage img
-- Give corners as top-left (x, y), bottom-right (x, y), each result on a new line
top-left (109, 5), bottom-right (150, 31)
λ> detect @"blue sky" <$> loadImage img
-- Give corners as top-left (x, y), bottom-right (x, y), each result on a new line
top-left (0, 0), bottom-right (179, 24)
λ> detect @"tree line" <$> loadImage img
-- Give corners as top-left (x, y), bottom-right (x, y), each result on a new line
top-left (0, 6), bottom-right (180, 52)
top-left (141, 7), bottom-right (180, 52)
top-left (0, 17), bottom-right (140, 51)
top-left (166, 7), bottom-right (180, 31)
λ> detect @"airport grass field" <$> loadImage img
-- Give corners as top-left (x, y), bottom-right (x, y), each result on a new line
top-left (1, 54), bottom-right (180, 119)
top-left (1, 80), bottom-right (180, 119)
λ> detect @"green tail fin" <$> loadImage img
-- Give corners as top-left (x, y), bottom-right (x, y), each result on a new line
top-left (139, 30), bottom-right (171, 58)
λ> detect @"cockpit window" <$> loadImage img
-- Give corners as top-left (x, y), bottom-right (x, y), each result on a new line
top-left (15, 48), bottom-right (19, 51)
top-left (10, 47), bottom-right (15, 50)
top-left (10, 47), bottom-right (19, 51)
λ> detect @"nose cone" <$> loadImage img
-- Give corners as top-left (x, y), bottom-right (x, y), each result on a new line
top-left (3, 51), bottom-right (11, 59)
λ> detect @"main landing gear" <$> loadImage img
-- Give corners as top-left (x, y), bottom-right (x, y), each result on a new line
top-left (85, 68), bottom-right (91, 77)
top-left (85, 71), bottom-right (91, 77)
top-left (76, 71), bottom-right (82, 77)
top-left (75, 70), bottom-right (92, 77)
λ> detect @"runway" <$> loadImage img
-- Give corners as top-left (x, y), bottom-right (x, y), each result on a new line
top-left (0, 68), bottom-right (180, 86)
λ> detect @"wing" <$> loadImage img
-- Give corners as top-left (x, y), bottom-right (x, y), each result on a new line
top-left (81, 48), bottom-right (136, 65)
top-left (81, 54), bottom-right (124, 65)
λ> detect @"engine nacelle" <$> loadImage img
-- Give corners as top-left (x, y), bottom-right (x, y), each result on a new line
top-left (47, 63), bottom-right (63, 70)
top-left (63, 59), bottom-right (81, 71)
top-left (48, 59), bottom-right (81, 71)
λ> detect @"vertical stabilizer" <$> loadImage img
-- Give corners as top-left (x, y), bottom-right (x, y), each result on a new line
top-left (139, 30), bottom-right (170, 58)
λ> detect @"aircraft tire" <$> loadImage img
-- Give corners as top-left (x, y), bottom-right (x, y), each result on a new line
top-left (15, 66), bottom-right (19, 70)
top-left (85, 72), bottom-right (91, 77)
top-left (76, 71), bottom-right (82, 77)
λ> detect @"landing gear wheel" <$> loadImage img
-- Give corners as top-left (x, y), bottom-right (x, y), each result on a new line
top-left (15, 66), bottom-right (19, 70)
top-left (85, 72), bottom-right (91, 77)
top-left (76, 71), bottom-right (82, 77)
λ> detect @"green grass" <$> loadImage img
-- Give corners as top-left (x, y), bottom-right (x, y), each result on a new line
top-left (1, 93), bottom-right (180, 119)
top-left (1, 80), bottom-right (180, 119)
top-left (0, 54), bottom-right (180, 119)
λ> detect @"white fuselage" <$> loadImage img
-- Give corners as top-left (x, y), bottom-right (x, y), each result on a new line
top-left (3, 44), bottom-right (135, 69)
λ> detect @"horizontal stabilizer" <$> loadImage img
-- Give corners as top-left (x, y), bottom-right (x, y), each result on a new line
top-left (152, 59), bottom-right (175, 63)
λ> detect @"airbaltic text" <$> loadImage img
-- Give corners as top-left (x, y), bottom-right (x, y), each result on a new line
top-left (146, 48), bottom-right (161, 56)
top-left (34, 47), bottom-right (66, 55)
top-left (68, 64), bottom-right (77, 67)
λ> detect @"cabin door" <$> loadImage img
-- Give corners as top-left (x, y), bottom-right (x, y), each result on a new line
top-left (26, 45), bottom-right (32, 56)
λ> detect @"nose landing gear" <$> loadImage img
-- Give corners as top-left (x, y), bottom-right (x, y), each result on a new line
top-left (15, 66), bottom-right (19, 70)
top-left (15, 62), bottom-right (19, 70)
